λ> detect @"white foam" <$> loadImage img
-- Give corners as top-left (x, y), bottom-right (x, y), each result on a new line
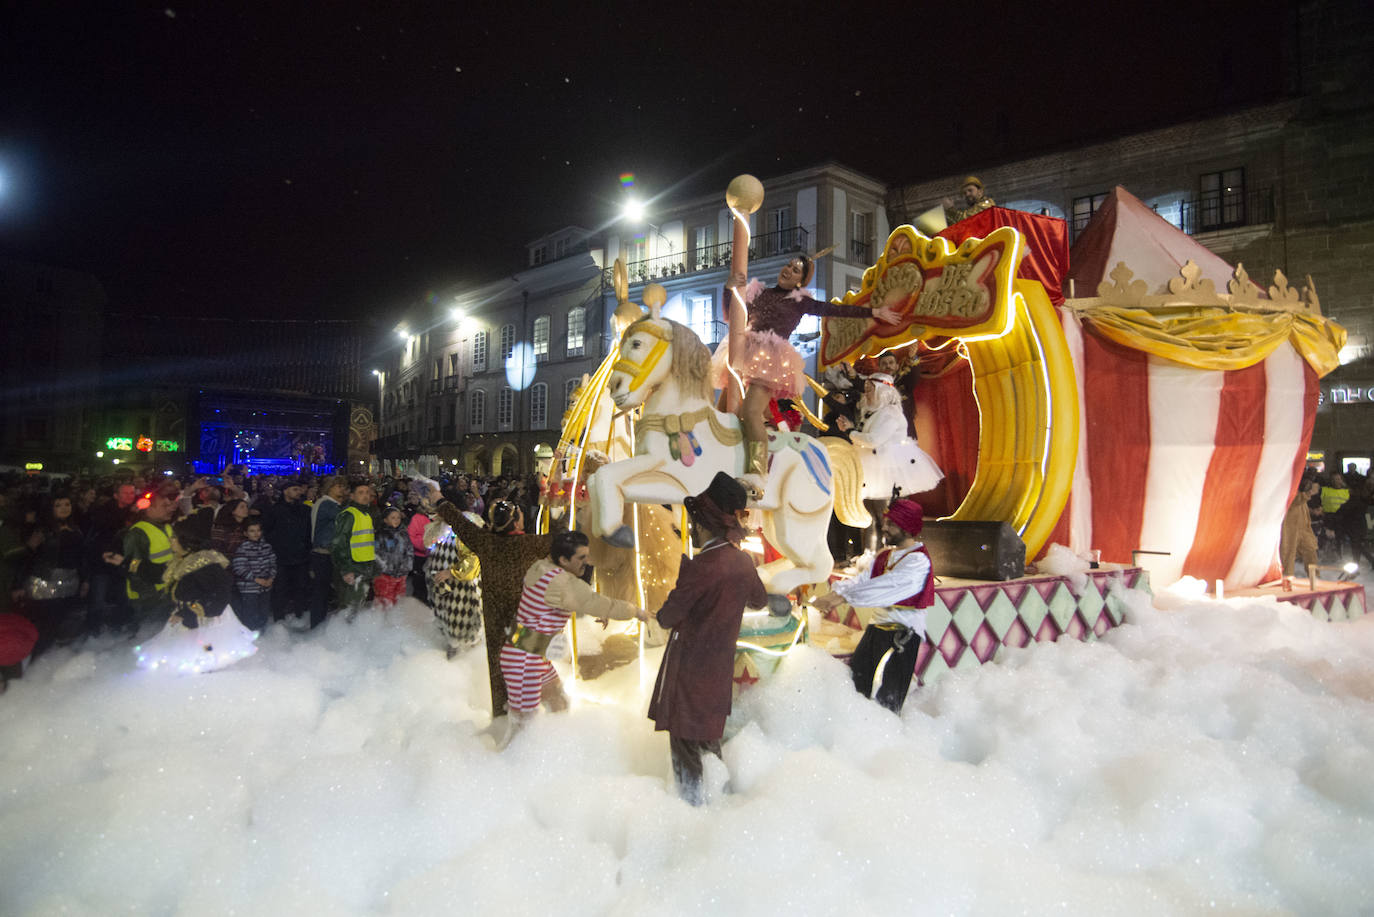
top-left (3, 591), bottom-right (1374, 913)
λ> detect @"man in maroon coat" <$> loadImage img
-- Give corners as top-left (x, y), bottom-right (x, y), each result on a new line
top-left (648, 472), bottom-right (767, 805)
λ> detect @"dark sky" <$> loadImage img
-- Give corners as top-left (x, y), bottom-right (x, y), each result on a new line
top-left (0, 1), bottom-right (1288, 322)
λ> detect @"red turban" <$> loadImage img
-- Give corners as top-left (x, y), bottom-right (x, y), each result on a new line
top-left (884, 498), bottom-right (924, 537)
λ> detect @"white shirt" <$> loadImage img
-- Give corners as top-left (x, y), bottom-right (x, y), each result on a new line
top-left (832, 542), bottom-right (931, 634)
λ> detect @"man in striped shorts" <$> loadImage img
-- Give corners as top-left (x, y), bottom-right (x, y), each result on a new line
top-left (497, 530), bottom-right (644, 746)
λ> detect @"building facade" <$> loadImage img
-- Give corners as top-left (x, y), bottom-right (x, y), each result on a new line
top-left (605, 161), bottom-right (891, 411)
top-left (373, 240), bottom-right (607, 477)
top-left (0, 257), bottom-right (105, 472)
top-left (886, 0), bottom-right (1373, 463)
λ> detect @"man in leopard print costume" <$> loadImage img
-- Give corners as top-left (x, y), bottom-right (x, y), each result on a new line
top-left (432, 492), bottom-right (552, 718)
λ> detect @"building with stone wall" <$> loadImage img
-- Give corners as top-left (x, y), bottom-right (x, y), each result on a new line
top-left (887, 0), bottom-right (1373, 463)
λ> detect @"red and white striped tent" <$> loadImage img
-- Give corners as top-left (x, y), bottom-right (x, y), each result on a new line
top-left (1045, 187), bottom-right (1343, 588)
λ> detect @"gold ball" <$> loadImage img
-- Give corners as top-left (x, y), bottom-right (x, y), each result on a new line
top-left (643, 284), bottom-right (667, 310)
top-left (726, 174), bottom-right (765, 214)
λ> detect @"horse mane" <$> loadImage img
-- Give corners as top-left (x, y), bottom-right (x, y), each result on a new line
top-left (626, 317), bottom-right (712, 401)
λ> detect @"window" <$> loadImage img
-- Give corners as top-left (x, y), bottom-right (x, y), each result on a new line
top-left (448, 353), bottom-right (459, 375)
top-left (688, 294), bottom-right (716, 343)
top-left (497, 387), bottom-right (514, 430)
top-left (433, 357), bottom-right (442, 380)
top-left (500, 324), bottom-right (515, 361)
top-left (765, 205), bottom-right (792, 254)
top-left (554, 238), bottom-right (567, 259)
top-left (623, 235), bottom-right (647, 273)
top-left (472, 330), bottom-right (488, 373)
top-left (564, 377), bottom-right (581, 410)
top-left (566, 307), bottom-right (585, 357)
top-left (852, 211), bottom-right (872, 262)
top-left (692, 225), bottom-right (716, 270)
top-left (1200, 168), bottom-right (1245, 231)
top-left (1071, 192), bottom-right (1108, 240)
top-left (468, 390), bottom-right (485, 431)
top-left (530, 382), bottom-right (548, 429)
top-left (532, 245), bottom-right (547, 265)
top-left (533, 316), bottom-right (549, 361)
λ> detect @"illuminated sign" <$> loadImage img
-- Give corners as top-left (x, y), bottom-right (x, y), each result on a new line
top-left (24, 462), bottom-right (42, 471)
top-left (1321, 385), bottom-right (1374, 405)
top-left (104, 436), bottom-right (182, 453)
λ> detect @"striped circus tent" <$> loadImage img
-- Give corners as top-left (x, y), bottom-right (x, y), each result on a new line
top-left (1045, 188), bottom-right (1344, 588)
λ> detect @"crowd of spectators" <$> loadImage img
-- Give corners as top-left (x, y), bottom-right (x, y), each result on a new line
top-left (0, 464), bottom-right (549, 690)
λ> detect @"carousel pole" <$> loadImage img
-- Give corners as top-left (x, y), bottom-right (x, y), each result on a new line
top-left (725, 175), bottom-right (764, 412)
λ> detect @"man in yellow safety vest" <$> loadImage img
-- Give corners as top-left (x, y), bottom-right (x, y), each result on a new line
top-left (108, 480), bottom-right (180, 630)
top-left (332, 479), bottom-right (377, 615)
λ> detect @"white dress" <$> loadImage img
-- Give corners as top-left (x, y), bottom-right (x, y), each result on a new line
top-left (852, 404), bottom-right (944, 501)
top-left (133, 553), bottom-right (260, 674)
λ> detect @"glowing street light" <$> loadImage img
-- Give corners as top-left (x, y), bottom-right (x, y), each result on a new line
top-left (450, 308), bottom-right (465, 323)
top-left (622, 197), bottom-right (645, 222)
top-left (395, 329), bottom-right (408, 341)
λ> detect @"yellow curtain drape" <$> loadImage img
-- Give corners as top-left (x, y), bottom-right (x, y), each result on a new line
top-left (1081, 306), bottom-right (1346, 377)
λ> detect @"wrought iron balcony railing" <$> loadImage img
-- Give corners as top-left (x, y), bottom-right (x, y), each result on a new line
top-left (608, 226), bottom-right (812, 285)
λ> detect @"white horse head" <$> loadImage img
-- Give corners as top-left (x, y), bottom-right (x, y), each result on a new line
top-left (607, 317), bottom-right (712, 411)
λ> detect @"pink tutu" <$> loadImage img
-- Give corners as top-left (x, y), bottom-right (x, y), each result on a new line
top-left (709, 330), bottom-right (804, 398)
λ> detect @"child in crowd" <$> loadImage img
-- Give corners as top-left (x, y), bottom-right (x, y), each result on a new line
top-left (231, 518), bottom-right (276, 630)
top-left (372, 506), bottom-right (412, 607)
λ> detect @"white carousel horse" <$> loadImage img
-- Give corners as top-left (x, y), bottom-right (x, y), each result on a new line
top-left (587, 315), bottom-right (869, 597)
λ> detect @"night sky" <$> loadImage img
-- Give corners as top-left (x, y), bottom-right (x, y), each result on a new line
top-left (1, 2), bottom-right (1288, 322)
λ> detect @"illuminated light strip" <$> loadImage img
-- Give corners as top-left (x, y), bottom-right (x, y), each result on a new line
top-left (735, 615), bottom-right (806, 657)
top-left (724, 204), bottom-right (752, 405)
top-left (954, 231), bottom-right (1026, 345)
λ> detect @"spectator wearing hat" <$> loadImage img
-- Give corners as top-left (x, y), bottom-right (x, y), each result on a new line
top-left (647, 471), bottom-right (768, 805)
top-left (813, 497), bottom-right (934, 713)
top-left (262, 478), bottom-right (312, 621)
top-left (943, 175), bottom-right (996, 224)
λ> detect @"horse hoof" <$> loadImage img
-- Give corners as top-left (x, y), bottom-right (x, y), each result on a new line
top-left (766, 593), bottom-right (793, 616)
top-left (604, 525), bottom-right (636, 549)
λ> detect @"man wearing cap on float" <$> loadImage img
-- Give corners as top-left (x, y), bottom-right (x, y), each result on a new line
top-left (943, 175), bottom-right (996, 225)
top-left (814, 497), bottom-right (934, 713)
top-left (106, 480), bottom-right (181, 631)
top-left (648, 471), bottom-right (768, 805)
top-left (496, 530), bottom-right (644, 747)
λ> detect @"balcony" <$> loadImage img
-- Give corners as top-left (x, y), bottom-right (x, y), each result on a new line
top-left (850, 239), bottom-right (872, 262)
top-left (428, 379), bottom-right (441, 395)
top-left (1176, 186), bottom-right (1274, 235)
top-left (444, 374), bottom-right (462, 392)
top-left (608, 226), bottom-right (812, 285)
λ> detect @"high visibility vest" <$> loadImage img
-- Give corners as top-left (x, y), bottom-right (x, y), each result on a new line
top-left (126, 520), bottom-right (173, 599)
top-left (344, 505), bottom-right (376, 562)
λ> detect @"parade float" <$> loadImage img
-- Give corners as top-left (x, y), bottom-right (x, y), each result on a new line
top-left (538, 176), bottom-right (1354, 698)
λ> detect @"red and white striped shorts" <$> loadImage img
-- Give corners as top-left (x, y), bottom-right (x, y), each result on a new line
top-left (498, 643), bottom-right (559, 712)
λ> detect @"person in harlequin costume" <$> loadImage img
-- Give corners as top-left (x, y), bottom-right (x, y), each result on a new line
top-left (813, 497), bottom-right (933, 713)
top-left (712, 256), bottom-right (901, 493)
top-left (647, 471), bottom-right (768, 805)
top-left (423, 511), bottom-right (484, 659)
top-left (497, 530), bottom-right (643, 747)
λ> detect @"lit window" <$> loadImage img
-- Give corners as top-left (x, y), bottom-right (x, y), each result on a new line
top-left (1200, 168), bottom-right (1246, 231)
top-left (688, 294), bottom-right (716, 343)
top-left (533, 316), bottom-right (549, 361)
top-left (532, 245), bottom-right (547, 265)
top-left (566, 307), bottom-right (585, 357)
top-left (468, 390), bottom-right (485, 431)
top-left (530, 382), bottom-right (548, 429)
top-left (498, 387), bottom-right (513, 429)
top-left (472, 330), bottom-right (488, 373)
top-left (500, 324), bottom-right (515, 361)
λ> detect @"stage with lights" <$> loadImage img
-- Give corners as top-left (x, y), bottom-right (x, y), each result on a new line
top-left (190, 390), bottom-right (349, 476)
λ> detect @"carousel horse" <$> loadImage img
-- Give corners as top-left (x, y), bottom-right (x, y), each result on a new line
top-left (587, 314), bottom-right (869, 597)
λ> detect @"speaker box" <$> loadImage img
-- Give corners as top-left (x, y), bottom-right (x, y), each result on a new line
top-left (920, 520), bottom-right (1025, 581)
